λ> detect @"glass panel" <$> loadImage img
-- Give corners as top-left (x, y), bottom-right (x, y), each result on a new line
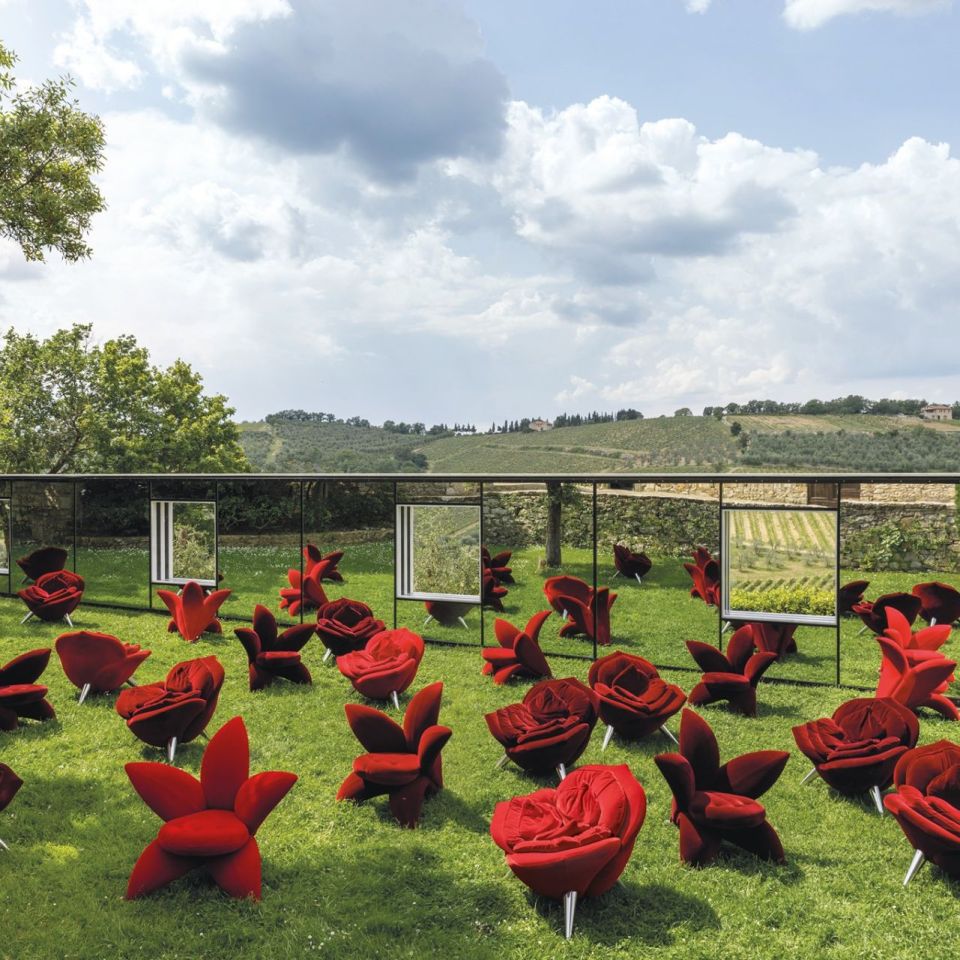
top-left (77, 479), bottom-right (150, 607)
top-left (0, 500), bottom-right (9, 574)
top-left (150, 479), bottom-right (218, 502)
top-left (10, 480), bottom-right (75, 581)
top-left (150, 501), bottom-right (216, 586)
top-left (397, 503), bottom-right (481, 600)
top-left (396, 481), bottom-right (481, 505)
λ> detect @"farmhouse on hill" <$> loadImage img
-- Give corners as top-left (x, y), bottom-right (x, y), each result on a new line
top-left (529, 418), bottom-right (552, 432)
top-left (922, 403), bottom-right (952, 421)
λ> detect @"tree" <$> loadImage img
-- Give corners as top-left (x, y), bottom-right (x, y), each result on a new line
top-left (0, 41), bottom-right (106, 261)
top-left (0, 324), bottom-right (249, 473)
top-left (674, 407), bottom-right (692, 417)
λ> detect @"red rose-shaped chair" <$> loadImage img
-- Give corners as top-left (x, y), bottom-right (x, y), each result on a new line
top-left (278, 556), bottom-right (336, 617)
top-left (482, 547), bottom-right (515, 585)
top-left (234, 605), bottom-right (316, 691)
top-left (16, 546), bottom-right (69, 583)
top-left (655, 709), bottom-right (788, 866)
top-left (686, 628), bottom-right (777, 717)
top-left (336, 681), bottom-right (451, 827)
top-left (793, 697), bottom-right (919, 814)
top-left (853, 592), bottom-right (922, 635)
top-left (0, 763), bottom-right (24, 850)
top-left (481, 610), bottom-right (553, 685)
top-left (839, 580), bottom-right (869, 615)
top-left (483, 572), bottom-right (508, 611)
top-left (316, 598), bottom-right (385, 660)
top-left (337, 628), bottom-right (424, 708)
top-left (125, 716), bottom-right (297, 900)
top-left (158, 580), bottom-right (231, 642)
top-left (0, 648), bottom-right (55, 731)
top-left (588, 650), bottom-right (686, 749)
top-left (613, 544), bottom-right (652, 585)
top-left (55, 631), bottom-right (151, 704)
top-left (116, 656), bottom-right (225, 762)
top-left (303, 543), bottom-right (344, 582)
top-left (684, 548), bottom-right (720, 608)
top-left (543, 575), bottom-right (617, 647)
top-left (912, 581), bottom-right (960, 627)
top-left (485, 677), bottom-right (599, 779)
top-left (18, 570), bottom-right (85, 625)
top-left (491, 764), bottom-right (646, 938)
top-left (423, 600), bottom-right (474, 629)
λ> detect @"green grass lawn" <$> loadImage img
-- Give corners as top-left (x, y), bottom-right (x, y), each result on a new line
top-left (2, 584), bottom-right (960, 960)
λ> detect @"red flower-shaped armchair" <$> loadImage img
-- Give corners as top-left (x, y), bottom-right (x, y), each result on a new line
top-left (793, 697), bottom-right (919, 813)
top-left (16, 546), bottom-right (68, 583)
top-left (303, 543), bottom-right (344, 582)
top-left (684, 548), bottom-right (720, 607)
top-left (158, 580), bottom-right (231, 642)
top-left (423, 600), bottom-right (474, 629)
top-left (747, 621), bottom-right (799, 659)
top-left (588, 650), bottom-right (686, 748)
top-left (482, 547), bottom-right (515, 585)
top-left (491, 764), bottom-right (646, 939)
top-left (337, 628), bottom-right (424, 707)
top-left (55, 631), bottom-right (151, 704)
top-left (0, 763), bottom-right (24, 850)
top-left (316, 598), bottom-right (385, 660)
top-left (125, 716), bottom-right (297, 900)
top-left (543, 575), bottom-right (616, 647)
top-left (613, 544), bottom-right (652, 584)
top-left (853, 592), bottom-right (922, 634)
top-left (116, 656), bottom-right (225, 762)
top-left (18, 570), bottom-right (84, 625)
top-left (483, 572), bottom-right (508, 611)
top-left (875, 635), bottom-right (958, 721)
top-left (336, 681), bottom-right (451, 827)
top-left (278, 556), bottom-right (336, 617)
top-left (481, 611), bottom-right (553, 685)
top-left (686, 628), bottom-right (777, 717)
top-left (839, 580), bottom-right (869, 615)
top-left (234, 605), bottom-right (316, 691)
top-left (485, 677), bottom-right (599, 779)
top-left (885, 740), bottom-right (960, 884)
top-left (912, 581), bottom-right (960, 626)
top-left (0, 648), bottom-right (55, 730)
top-left (655, 709), bottom-right (788, 866)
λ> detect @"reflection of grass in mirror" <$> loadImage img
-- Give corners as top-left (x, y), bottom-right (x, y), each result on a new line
top-left (412, 505), bottom-right (480, 597)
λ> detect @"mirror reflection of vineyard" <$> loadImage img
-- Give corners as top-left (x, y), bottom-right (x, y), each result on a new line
top-left (411, 505), bottom-right (480, 596)
top-left (729, 509), bottom-right (836, 615)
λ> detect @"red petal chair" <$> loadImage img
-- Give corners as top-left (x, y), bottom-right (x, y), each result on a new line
top-left (423, 600), bottom-right (474, 629)
top-left (793, 697), bottom-right (919, 814)
top-left (588, 650), bottom-right (686, 748)
top-left (875, 635), bottom-right (959, 721)
top-left (481, 610), bottom-right (553, 685)
top-left (16, 546), bottom-right (68, 583)
top-left (885, 740), bottom-right (960, 884)
top-left (839, 580), bottom-right (869, 615)
top-left (654, 708), bottom-right (788, 866)
top-left (279, 557), bottom-right (335, 617)
top-left (912, 581), bottom-right (960, 626)
top-left (158, 580), bottom-right (231, 642)
top-left (483, 572), bottom-right (508, 611)
top-left (747, 621), bottom-right (799, 659)
top-left (337, 628), bottom-right (424, 707)
top-left (0, 648), bottom-right (55, 731)
top-left (613, 544), bottom-right (652, 585)
top-left (485, 677), bottom-right (599, 779)
top-left (303, 543), bottom-right (344, 582)
top-left (853, 592), bottom-right (922, 635)
top-left (0, 763), bottom-right (24, 851)
top-left (491, 764), bottom-right (646, 939)
top-left (684, 548), bottom-right (720, 607)
top-left (55, 631), bottom-right (151, 704)
top-left (882, 606), bottom-right (952, 655)
top-left (482, 547), bottom-right (515, 585)
top-left (125, 716), bottom-right (297, 900)
top-left (18, 570), bottom-right (84, 625)
top-left (234, 605), bottom-right (315, 691)
top-left (543, 574), bottom-right (592, 616)
top-left (686, 628), bottom-right (777, 717)
top-left (316, 598), bottom-right (385, 660)
top-left (543, 575), bottom-right (617, 647)
top-left (336, 681), bottom-right (451, 827)
top-left (116, 656), bottom-right (225, 762)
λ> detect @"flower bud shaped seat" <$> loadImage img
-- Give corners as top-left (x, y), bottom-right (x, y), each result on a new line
top-left (613, 544), bottom-right (652, 584)
top-left (18, 570), bottom-right (84, 624)
top-left (0, 648), bottom-right (55, 730)
top-left (337, 628), bottom-right (424, 703)
top-left (684, 549), bottom-right (720, 607)
top-left (686, 628), bottom-right (777, 717)
top-left (158, 580), bottom-right (231, 642)
top-left (303, 544), bottom-right (344, 582)
top-left (423, 600), bottom-right (474, 629)
top-left (16, 546), bottom-right (69, 583)
top-left (838, 580), bottom-right (869, 615)
top-left (278, 557), bottom-right (336, 617)
top-left (912, 581), bottom-right (960, 627)
top-left (853, 592), bottom-right (921, 635)
top-left (234, 605), bottom-right (315, 691)
top-left (482, 547), bottom-right (514, 585)
top-left (55, 631), bottom-right (151, 703)
top-left (481, 611), bottom-right (553, 685)
top-left (316, 598), bottom-right (385, 658)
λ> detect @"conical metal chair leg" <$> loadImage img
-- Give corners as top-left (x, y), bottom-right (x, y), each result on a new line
top-left (869, 785), bottom-right (884, 815)
top-left (458, 617), bottom-right (469, 629)
top-left (660, 724), bottom-right (679, 745)
top-left (64, 613), bottom-right (74, 628)
top-left (167, 737), bottom-right (178, 764)
top-left (635, 574), bottom-right (643, 586)
top-left (0, 837), bottom-right (9, 852)
top-left (903, 849), bottom-right (926, 886)
top-left (19, 612), bottom-right (33, 624)
top-left (391, 691), bottom-right (400, 710)
top-left (721, 621), bottom-right (731, 634)
top-left (322, 648), bottom-right (333, 663)
top-left (423, 615), bottom-right (433, 626)
top-left (556, 763), bottom-right (567, 781)
top-left (601, 725), bottom-right (614, 752)
top-left (495, 753), bottom-right (510, 770)
top-left (800, 766), bottom-right (818, 785)
top-left (563, 891), bottom-right (577, 940)
top-left (78, 683), bottom-right (92, 706)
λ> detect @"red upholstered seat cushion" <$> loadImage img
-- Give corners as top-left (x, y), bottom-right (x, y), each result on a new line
top-left (157, 809), bottom-right (250, 857)
top-left (353, 752), bottom-right (421, 786)
top-left (689, 790), bottom-right (766, 828)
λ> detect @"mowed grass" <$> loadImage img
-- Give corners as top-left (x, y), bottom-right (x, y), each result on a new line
top-left (3, 583), bottom-right (960, 960)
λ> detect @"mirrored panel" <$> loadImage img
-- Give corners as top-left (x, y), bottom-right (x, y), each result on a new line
top-left (396, 481), bottom-right (481, 505)
top-left (150, 500), bottom-right (216, 586)
top-left (10, 480), bottom-right (75, 585)
top-left (397, 504), bottom-right (481, 601)
top-left (0, 498), bottom-right (10, 595)
top-left (150, 479), bottom-right (217, 502)
top-left (77, 479), bottom-right (150, 607)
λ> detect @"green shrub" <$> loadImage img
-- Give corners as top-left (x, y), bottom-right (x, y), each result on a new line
top-left (730, 584), bottom-right (835, 616)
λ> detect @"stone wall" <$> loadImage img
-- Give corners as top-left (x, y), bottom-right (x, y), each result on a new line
top-left (859, 483), bottom-right (955, 505)
top-left (841, 502), bottom-right (960, 571)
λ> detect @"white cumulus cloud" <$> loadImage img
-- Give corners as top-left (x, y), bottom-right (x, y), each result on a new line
top-left (783, 0), bottom-right (951, 29)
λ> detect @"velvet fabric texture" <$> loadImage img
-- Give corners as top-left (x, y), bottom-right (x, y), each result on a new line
top-left (613, 544), bottom-right (652, 581)
top-left (316, 598), bottom-right (385, 657)
top-left (684, 548), bottom-right (720, 608)
top-left (55, 631), bottom-right (151, 693)
top-left (0, 763), bottom-right (23, 813)
top-left (482, 611), bottom-right (553, 685)
top-left (336, 681), bottom-right (451, 827)
top-left (838, 580), bottom-right (870, 615)
top-left (490, 764), bottom-right (646, 900)
top-left (0, 648), bottom-right (55, 730)
top-left (278, 556), bottom-right (336, 617)
top-left (792, 697), bottom-right (919, 795)
top-left (116, 656), bottom-right (225, 749)
top-left (125, 716), bottom-right (297, 900)
top-left (543, 575), bottom-right (617, 647)
top-left (337, 628), bottom-right (425, 701)
top-left (745, 622), bottom-right (799, 659)
top-left (655, 709), bottom-right (788, 866)
top-left (483, 572), bottom-right (508, 611)
top-left (686, 628), bottom-right (777, 717)
top-left (16, 546), bottom-right (69, 582)
top-left (853, 592), bottom-right (922, 634)
top-left (424, 600), bottom-right (474, 628)
top-left (18, 570), bottom-right (85, 622)
top-left (912, 581), bottom-right (960, 626)
top-left (893, 741), bottom-right (960, 795)
top-left (588, 651), bottom-right (686, 739)
top-left (482, 548), bottom-right (515, 585)
top-left (158, 581), bottom-right (231, 642)
top-left (234, 605), bottom-right (316, 691)
top-left (485, 677), bottom-right (599, 774)
top-left (875, 635), bottom-right (959, 721)
top-left (303, 544), bottom-right (344, 582)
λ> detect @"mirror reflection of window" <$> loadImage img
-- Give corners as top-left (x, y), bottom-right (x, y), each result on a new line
top-left (0, 499), bottom-right (9, 574)
top-left (151, 500), bottom-right (217, 586)
top-left (397, 504), bottom-right (481, 601)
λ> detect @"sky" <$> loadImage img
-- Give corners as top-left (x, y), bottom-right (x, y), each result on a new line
top-left (1, 0), bottom-right (960, 425)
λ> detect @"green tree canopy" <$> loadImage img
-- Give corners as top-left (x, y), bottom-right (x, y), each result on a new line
top-left (0, 40), bottom-right (106, 261)
top-left (0, 324), bottom-right (249, 473)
